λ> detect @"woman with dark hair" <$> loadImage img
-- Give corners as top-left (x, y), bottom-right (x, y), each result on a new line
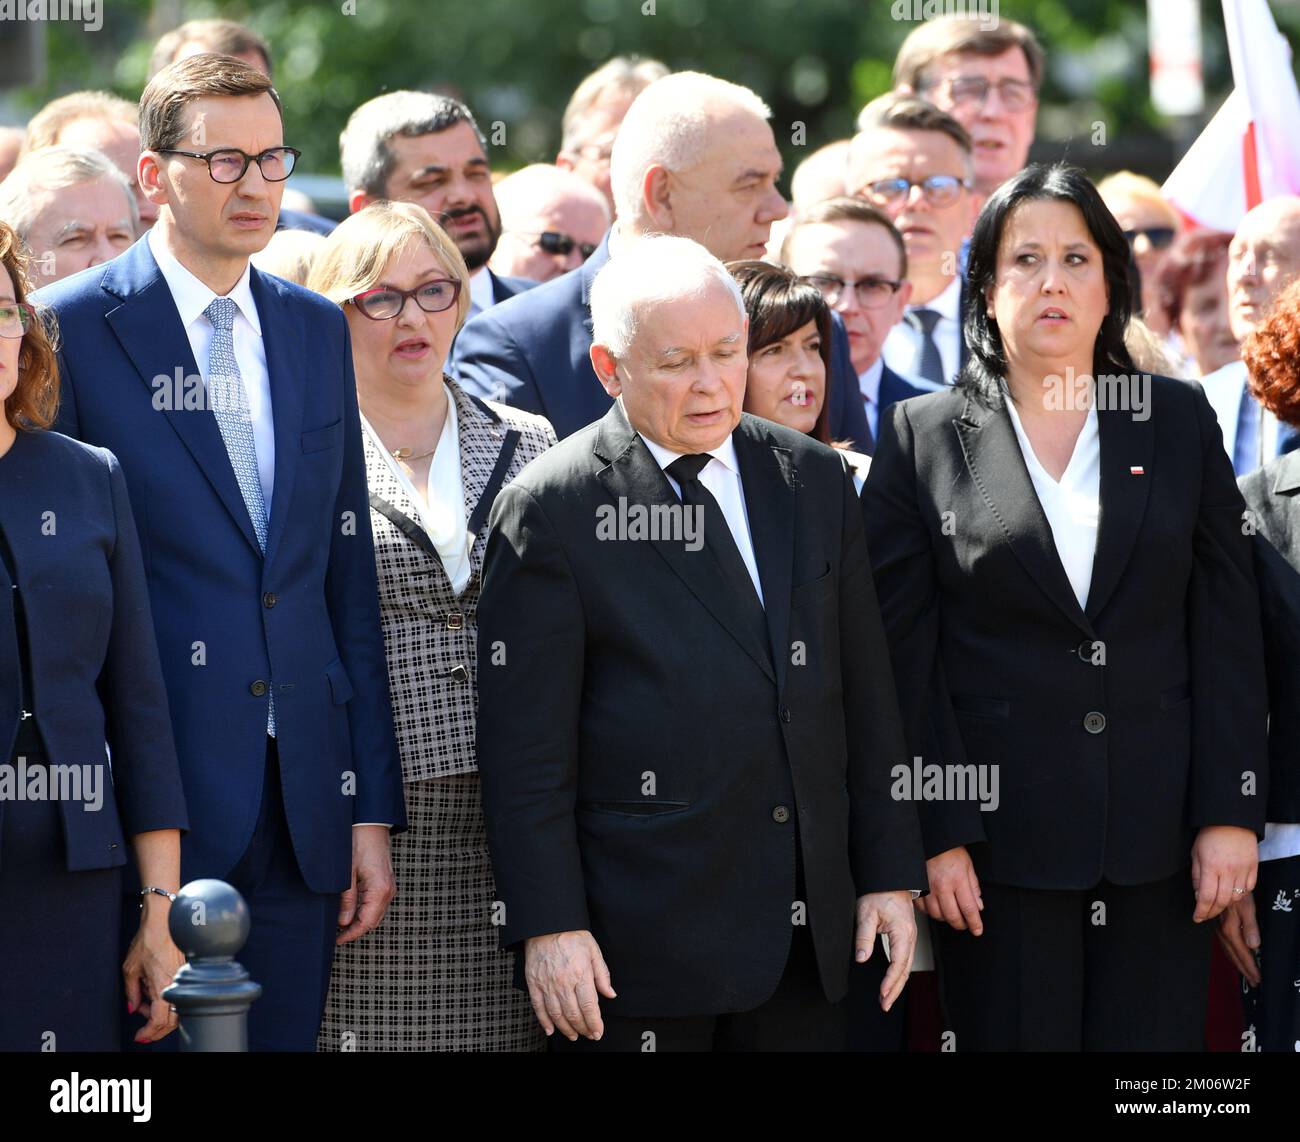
top-left (0, 219), bottom-right (189, 1050)
top-left (861, 163), bottom-right (1266, 1050)
top-left (727, 260), bottom-right (870, 489)
top-left (1224, 276), bottom-right (1300, 1052)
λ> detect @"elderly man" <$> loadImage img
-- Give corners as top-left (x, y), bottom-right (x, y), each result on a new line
top-left (0, 146), bottom-right (137, 284)
top-left (476, 234), bottom-right (925, 1052)
top-left (456, 71), bottom-right (870, 449)
top-left (489, 163), bottom-right (609, 283)
top-left (341, 91), bottom-right (531, 319)
top-left (849, 95), bottom-right (977, 388)
top-left (782, 196), bottom-right (926, 449)
top-left (892, 14), bottom-right (1044, 199)
top-left (1202, 197), bottom-right (1300, 474)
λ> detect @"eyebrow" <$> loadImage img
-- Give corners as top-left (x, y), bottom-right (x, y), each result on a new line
top-left (409, 156), bottom-right (489, 180)
top-left (53, 219), bottom-right (132, 239)
top-left (735, 166), bottom-right (781, 185)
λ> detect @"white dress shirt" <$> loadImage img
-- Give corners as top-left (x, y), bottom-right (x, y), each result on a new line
top-left (882, 275), bottom-right (961, 390)
top-left (1005, 397), bottom-right (1101, 610)
top-left (361, 381), bottom-right (473, 595)
top-left (466, 265), bottom-right (495, 320)
top-left (639, 428), bottom-right (764, 605)
top-left (857, 357), bottom-right (884, 441)
top-left (148, 228), bottom-right (275, 511)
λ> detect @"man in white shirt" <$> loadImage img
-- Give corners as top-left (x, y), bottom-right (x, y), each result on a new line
top-left (1202, 196), bottom-right (1300, 474)
top-left (848, 94), bottom-right (978, 388)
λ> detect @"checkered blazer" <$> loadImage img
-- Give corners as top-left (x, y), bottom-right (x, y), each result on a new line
top-left (364, 377), bottom-right (555, 782)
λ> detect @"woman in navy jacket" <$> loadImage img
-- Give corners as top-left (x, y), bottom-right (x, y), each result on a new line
top-left (0, 221), bottom-right (188, 1050)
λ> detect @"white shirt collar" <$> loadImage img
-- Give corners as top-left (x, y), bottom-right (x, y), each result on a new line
top-left (857, 356), bottom-right (885, 404)
top-left (468, 266), bottom-right (495, 314)
top-left (148, 227), bottom-right (261, 335)
top-left (638, 427), bottom-right (741, 477)
top-left (912, 274), bottom-right (961, 323)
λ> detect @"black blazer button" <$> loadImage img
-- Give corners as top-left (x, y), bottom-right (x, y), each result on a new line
top-left (779, 706), bottom-right (792, 723)
top-left (1083, 710), bottom-right (1106, 734)
top-left (449, 664), bottom-right (469, 683)
top-left (250, 680), bottom-right (268, 697)
top-left (772, 805), bottom-right (791, 824)
top-left (263, 592), bottom-right (278, 608)
top-left (1075, 639), bottom-right (1099, 662)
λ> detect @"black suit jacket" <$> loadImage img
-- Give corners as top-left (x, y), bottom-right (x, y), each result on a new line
top-left (476, 403), bottom-right (924, 1017)
top-left (1239, 452), bottom-right (1300, 823)
top-left (861, 378), bottom-right (1267, 889)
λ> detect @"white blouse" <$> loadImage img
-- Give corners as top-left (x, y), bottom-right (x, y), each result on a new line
top-left (361, 382), bottom-right (473, 595)
top-left (1004, 397), bottom-right (1101, 610)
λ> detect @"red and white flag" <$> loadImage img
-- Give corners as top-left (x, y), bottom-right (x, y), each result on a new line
top-left (1162, 0), bottom-right (1300, 231)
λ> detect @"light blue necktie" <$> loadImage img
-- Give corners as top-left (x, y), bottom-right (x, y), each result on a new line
top-left (205, 296), bottom-right (275, 735)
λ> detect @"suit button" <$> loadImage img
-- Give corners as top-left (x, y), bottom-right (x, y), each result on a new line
top-left (1083, 711), bottom-right (1106, 734)
top-left (779, 706), bottom-right (792, 724)
top-left (449, 664), bottom-right (469, 683)
top-left (250, 680), bottom-right (268, 697)
top-left (263, 592), bottom-right (278, 608)
top-left (446, 611), bottom-right (464, 631)
top-left (772, 805), bottom-right (791, 824)
top-left (1075, 639), bottom-right (1098, 662)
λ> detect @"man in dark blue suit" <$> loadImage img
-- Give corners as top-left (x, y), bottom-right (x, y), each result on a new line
top-left (35, 55), bottom-right (406, 1051)
top-left (453, 72), bottom-right (871, 450)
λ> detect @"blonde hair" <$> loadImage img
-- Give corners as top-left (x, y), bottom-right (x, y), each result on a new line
top-left (1096, 171), bottom-right (1179, 229)
top-left (306, 201), bottom-right (471, 332)
top-left (251, 228), bottom-right (326, 287)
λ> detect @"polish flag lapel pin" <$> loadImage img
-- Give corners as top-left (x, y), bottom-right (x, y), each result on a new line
top-left (1129, 465), bottom-right (1145, 475)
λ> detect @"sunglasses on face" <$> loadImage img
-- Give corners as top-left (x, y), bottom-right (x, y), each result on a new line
top-left (800, 273), bottom-right (903, 310)
top-left (860, 174), bottom-right (970, 209)
top-left (1123, 227), bottom-right (1176, 251)
top-left (514, 230), bottom-right (598, 260)
top-left (347, 278), bottom-right (461, 320)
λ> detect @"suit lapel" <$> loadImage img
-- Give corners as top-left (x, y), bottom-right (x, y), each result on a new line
top-left (955, 393), bottom-right (1094, 636)
top-left (453, 380), bottom-right (515, 574)
top-left (102, 239), bottom-right (262, 557)
top-left (734, 418), bottom-right (795, 693)
top-left (594, 404), bottom-right (775, 682)
top-left (1084, 404), bottom-right (1154, 621)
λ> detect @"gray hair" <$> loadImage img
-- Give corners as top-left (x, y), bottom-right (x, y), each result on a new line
top-left (0, 144), bottom-right (137, 240)
top-left (590, 234), bottom-right (745, 358)
top-left (340, 91), bottom-right (487, 198)
top-left (560, 55), bottom-right (669, 154)
top-left (609, 71), bottom-right (772, 226)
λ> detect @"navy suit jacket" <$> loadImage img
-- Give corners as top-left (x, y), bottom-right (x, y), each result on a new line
top-left (455, 232), bottom-right (872, 449)
top-left (0, 431), bottom-right (189, 871)
top-left (276, 207), bottom-right (336, 236)
top-left (879, 362), bottom-right (927, 412)
top-left (35, 236), bottom-right (406, 893)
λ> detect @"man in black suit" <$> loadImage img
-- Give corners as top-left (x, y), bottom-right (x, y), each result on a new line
top-left (453, 71), bottom-right (871, 450)
top-left (475, 234), bottom-right (925, 1052)
top-left (339, 91), bottom-right (533, 323)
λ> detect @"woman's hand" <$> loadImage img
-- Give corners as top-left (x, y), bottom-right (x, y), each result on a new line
top-left (1191, 825), bottom-right (1258, 923)
top-left (1216, 890), bottom-right (1262, 987)
top-left (122, 896), bottom-right (185, 1043)
top-left (918, 845), bottom-right (984, 935)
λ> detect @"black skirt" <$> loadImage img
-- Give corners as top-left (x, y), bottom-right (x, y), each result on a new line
top-left (1244, 852), bottom-right (1300, 1053)
top-left (0, 744), bottom-right (122, 1051)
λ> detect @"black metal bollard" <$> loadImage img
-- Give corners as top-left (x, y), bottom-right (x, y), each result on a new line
top-left (162, 879), bottom-right (262, 1052)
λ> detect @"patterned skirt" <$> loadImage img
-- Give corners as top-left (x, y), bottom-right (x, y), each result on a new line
top-left (317, 772), bottom-right (543, 1052)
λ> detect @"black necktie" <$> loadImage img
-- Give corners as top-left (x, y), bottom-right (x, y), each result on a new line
top-left (665, 453), bottom-right (768, 651)
top-left (906, 307), bottom-right (947, 386)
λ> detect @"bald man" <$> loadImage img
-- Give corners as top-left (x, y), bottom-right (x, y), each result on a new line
top-left (489, 163), bottom-right (610, 283)
top-left (1201, 197), bottom-right (1300, 474)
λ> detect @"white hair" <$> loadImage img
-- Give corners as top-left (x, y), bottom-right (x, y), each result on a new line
top-left (493, 163), bottom-right (609, 230)
top-left (609, 71), bottom-right (772, 225)
top-left (590, 234), bottom-right (745, 358)
top-left (0, 144), bottom-right (137, 240)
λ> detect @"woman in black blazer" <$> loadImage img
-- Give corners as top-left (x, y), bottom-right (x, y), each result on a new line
top-left (0, 221), bottom-right (189, 1050)
top-left (1224, 277), bottom-right (1300, 1052)
top-left (861, 165), bottom-right (1266, 1051)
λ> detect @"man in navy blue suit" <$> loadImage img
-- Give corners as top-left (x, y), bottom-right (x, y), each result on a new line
top-left (452, 71), bottom-right (871, 450)
top-left (782, 196), bottom-right (928, 453)
top-left (35, 54), bottom-right (406, 1051)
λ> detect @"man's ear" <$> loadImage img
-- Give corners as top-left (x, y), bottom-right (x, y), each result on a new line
top-left (893, 279), bottom-right (913, 320)
top-left (643, 164), bottom-right (673, 230)
top-left (349, 189), bottom-right (373, 215)
top-left (138, 152), bottom-right (168, 208)
top-left (591, 343), bottom-right (622, 397)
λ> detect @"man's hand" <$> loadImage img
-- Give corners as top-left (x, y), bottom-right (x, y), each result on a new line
top-left (337, 824), bottom-right (396, 945)
top-left (1191, 825), bottom-right (1258, 923)
top-left (919, 845), bottom-right (983, 935)
top-left (855, 890), bottom-right (916, 1013)
top-left (524, 930), bottom-right (616, 1041)
top-left (1216, 890), bottom-right (1262, 987)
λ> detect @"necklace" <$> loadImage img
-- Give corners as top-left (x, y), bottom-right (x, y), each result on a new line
top-left (392, 443), bottom-right (437, 462)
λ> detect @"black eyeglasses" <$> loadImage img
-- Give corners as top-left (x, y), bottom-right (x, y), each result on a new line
top-left (800, 273), bottom-right (903, 310)
top-left (155, 146), bottom-right (301, 184)
top-left (514, 230), bottom-right (598, 260)
top-left (347, 279), bottom-right (462, 320)
top-left (1123, 227), bottom-right (1176, 251)
top-left (924, 76), bottom-right (1038, 112)
top-left (860, 174), bottom-right (970, 209)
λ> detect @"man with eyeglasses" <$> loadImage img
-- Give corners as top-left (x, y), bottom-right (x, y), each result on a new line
top-left (781, 196), bottom-right (926, 452)
top-left (892, 14), bottom-right (1044, 200)
top-left (340, 91), bottom-right (533, 323)
top-left (848, 95), bottom-right (977, 389)
top-left (489, 163), bottom-right (610, 284)
top-left (34, 54), bottom-right (406, 1052)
